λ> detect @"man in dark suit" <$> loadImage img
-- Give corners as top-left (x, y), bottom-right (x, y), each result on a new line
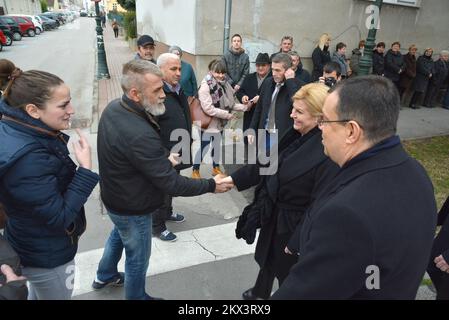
top-left (153, 53), bottom-right (193, 242)
top-left (248, 53), bottom-right (301, 152)
top-left (272, 76), bottom-right (437, 299)
top-left (427, 196), bottom-right (449, 299)
top-left (236, 53), bottom-right (271, 145)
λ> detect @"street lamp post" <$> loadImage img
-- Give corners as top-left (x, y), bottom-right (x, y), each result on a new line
top-left (92, 0), bottom-right (110, 79)
top-left (358, 0), bottom-right (384, 76)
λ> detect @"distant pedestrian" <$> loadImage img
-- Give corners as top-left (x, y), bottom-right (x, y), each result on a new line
top-left (168, 45), bottom-right (198, 100)
top-left (349, 40), bottom-right (365, 77)
top-left (409, 48), bottom-right (434, 109)
top-left (271, 35), bottom-right (294, 61)
top-left (311, 33), bottom-right (331, 82)
top-left (423, 50), bottom-right (449, 108)
top-left (332, 42), bottom-right (348, 78)
top-left (135, 35), bottom-right (156, 63)
top-left (372, 42), bottom-right (386, 76)
top-left (398, 44), bottom-right (417, 98)
top-left (384, 41), bottom-right (405, 92)
top-left (112, 19), bottom-right (119, 38)
top-left (101, 13), bottom-right (106, 28)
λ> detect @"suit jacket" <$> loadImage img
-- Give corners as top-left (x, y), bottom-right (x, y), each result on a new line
top-left (157, 83), bottom-right (192, 170)
top-left (272, 141), bottom-right (437, 299)
top-left (236, 72), bottom-right (266, 132)
top-left (249, 77), bottom-right (301, 140)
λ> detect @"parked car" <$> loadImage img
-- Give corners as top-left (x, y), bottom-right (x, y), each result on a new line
top-left (7, 16), bottom-right (36, 37)
top-left (80, 10), bottom-right (88, 17)
top-left (0, 16), bottom-right (22, 41)
top-left (0, 30), bottom-right (6, 51)
top-left (42, 12), bottom-right (64, 25)
top-left (37, 15), bottom-right (58, 30)
top-left (0, 25), bottom-right (13, 46)
top-left (8, 14), bottom-right (43, 34)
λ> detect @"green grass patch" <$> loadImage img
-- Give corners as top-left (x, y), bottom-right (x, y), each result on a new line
top-left (403, 136), bottom-right (449, 209)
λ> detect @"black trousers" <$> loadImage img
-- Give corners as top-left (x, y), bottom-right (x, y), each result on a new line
top-left (423, 83), bottom-right (440, 107)
top-left (251, 232), bottom-right (298, 299)
top-left (113, 28), bottom-right (119, 38)
top-left (152, 169), bottom-right (179, 234)
top-left (409, 91), bottom-right (423, 107)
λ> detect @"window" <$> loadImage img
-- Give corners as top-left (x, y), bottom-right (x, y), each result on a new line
top-left (365, 0), bottom-right (420, 8)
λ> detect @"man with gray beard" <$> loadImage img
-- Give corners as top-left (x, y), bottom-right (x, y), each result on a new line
top-left (93, 60), bottom-right (233, 300)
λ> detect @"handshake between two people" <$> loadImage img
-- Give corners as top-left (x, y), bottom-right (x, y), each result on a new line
top-left (213, 174), bottom-right (234, 193)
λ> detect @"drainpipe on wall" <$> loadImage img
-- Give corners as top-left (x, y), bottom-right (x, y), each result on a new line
top-left (223, 0), bottom-right (232, 54)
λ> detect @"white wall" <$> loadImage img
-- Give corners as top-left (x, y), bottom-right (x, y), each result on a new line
top-left (136, 0), bottom-right (197, 54)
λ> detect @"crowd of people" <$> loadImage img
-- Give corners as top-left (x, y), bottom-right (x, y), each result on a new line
top-left (1, 30), bottom-right (449, 301)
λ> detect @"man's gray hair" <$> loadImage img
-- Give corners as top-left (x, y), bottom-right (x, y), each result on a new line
top-left (288, 50), bottom-right (300, 58)
top-left (440, 50), bottom-right (449, 57)
top-left (330, 75), bottom-right (400, 144)
top-left (271, 52), bottom-right (292, 70)
top-left (121, 59), bottom-right (162, 94)
top-left (157, 53), bottom-right (180, 68)
top-left (168, 45), bottom-right (182, 57)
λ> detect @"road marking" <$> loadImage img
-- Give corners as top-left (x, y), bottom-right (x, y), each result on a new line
top-left (73, 222), bottom-right (257, 297)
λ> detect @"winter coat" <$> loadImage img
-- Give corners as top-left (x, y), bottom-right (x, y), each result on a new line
top-left (98, 95), bottom-right (215, 216)
top-left (372, 50), bottom-right (385, 76)
top-left (413, 55), bottom-right (434, 92)
top-left (198, 76), bottom-right (247, 132)
top-left (249, 76), bottom-right (302, 140)
top-left (350, 48), bottom-right (363, 76)
top-left (180, 60), bottom-right (198, 97)
top-left (430, 59), bottom-right (449, 87)
top-left (272, 138), bottom-right (437, 299)
top-left (331, 52), bottom-right (348, 77)
top-left (384, 49), bottom-right (405, 82)
top-left (236, 72), bottom-right (266, 133)
top-left (0, 100), bottom-right (99, 269)
top-left (157, 83), bottom-right (192, 171)
top-left (311, 46), bottom-right (331, 81)
top-left (295, 63), bottom-right (311, 84)
top-left (399, 53), bottom-right (417, 89)
top-left (222, 48), bottom-right (250, 87)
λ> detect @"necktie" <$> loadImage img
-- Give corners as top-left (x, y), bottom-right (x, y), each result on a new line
top-left (266, 83), bottom-right (283, 132)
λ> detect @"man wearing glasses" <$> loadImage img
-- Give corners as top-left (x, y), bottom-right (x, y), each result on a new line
top-left (273, 76), bottom-right (437, 299)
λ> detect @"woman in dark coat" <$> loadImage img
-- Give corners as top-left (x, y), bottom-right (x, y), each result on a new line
top-left (384, 42), bottom-right (405, 90)
top-left (427, 196), bottom-right (449, 300)
top-left (399, 45), bottom-right (417, 98)
top-left (0, 66), bottom-right (99, 299)
top-left (409, 48), bottom-right (434, 109)
top-left (372, 42), bottom-right (386, 76)
top-left (223, 83), bottom-right (338, 300)
top-left (311, 33), bottom-right (331, 81)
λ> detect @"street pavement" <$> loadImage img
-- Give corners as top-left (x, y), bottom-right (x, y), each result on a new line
top-left (6, 17), bottom-right (449, 300)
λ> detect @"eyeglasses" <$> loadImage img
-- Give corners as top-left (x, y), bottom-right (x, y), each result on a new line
top-left (316, 116), bottom-right (350, 127)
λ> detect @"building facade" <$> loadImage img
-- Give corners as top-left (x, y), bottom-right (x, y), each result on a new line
top-left (136, 0), bottom-right (449, 79)
top-left (0, 0), bottom-right (41, 15)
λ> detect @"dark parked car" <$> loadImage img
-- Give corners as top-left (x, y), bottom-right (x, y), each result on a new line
top-left (0, 16), bottom-right (22, 41)
top-left (8, 16), bottom-right (36, 37)
top-left (42, 12), bottom-right (64, 25)
top-left (38, 15), bottom-right (58, 30)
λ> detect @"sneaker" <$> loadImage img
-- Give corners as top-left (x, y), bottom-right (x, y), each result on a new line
top-left (191, 169), bottom-right (201, 179)
top-left (167, 212), bottom-right (185, 223)
top-left (92, 272), bottom-right (125, 290)
top-left (212, 167), bottom-right (225, 176)
top-left (159, 230), bottom-right (177, 242)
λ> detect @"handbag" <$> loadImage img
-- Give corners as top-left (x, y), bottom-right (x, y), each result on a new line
top-left (189, 96), bottom-right (212, 130)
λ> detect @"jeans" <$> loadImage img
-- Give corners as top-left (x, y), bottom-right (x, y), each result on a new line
top-left (96, 211), bottom-right (153, 300)
top-left (22, 259), bottom-right (75, 300)
top-left (192, 131), bottom-right (222, 170)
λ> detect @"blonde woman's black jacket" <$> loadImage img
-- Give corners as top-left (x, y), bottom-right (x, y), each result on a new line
top-left (97, 95), bottom-right (215, 216)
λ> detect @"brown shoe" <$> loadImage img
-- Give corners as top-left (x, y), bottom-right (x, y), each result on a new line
top-left (191, 169), bottom-right (201, 179)
top-left (212, 167), bottom-right (225, 176)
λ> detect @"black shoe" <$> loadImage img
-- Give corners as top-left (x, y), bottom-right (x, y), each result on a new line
top-left (92, 272), bottom-right (125, 290)
top-left (242, 288), bottom-right (264, 300)
top-left (442, 106), bottom-right (449, 110)
top-left (410, 104), bottom-right (420, 109)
